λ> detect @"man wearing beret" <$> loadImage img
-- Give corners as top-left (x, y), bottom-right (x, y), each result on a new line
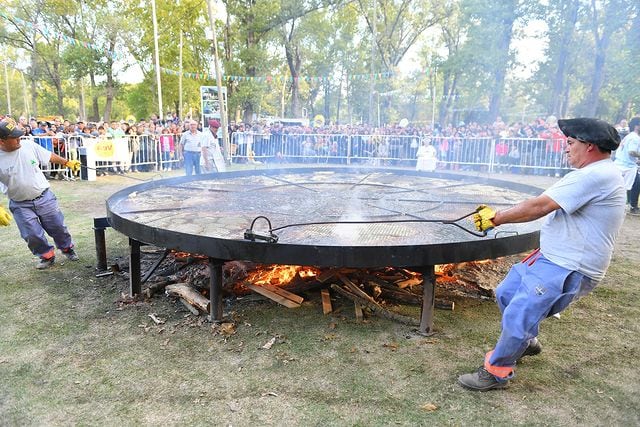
top-left (0, 117), bottom-right (82, 269)
top-left (459, 117), bottom-right (626, 391)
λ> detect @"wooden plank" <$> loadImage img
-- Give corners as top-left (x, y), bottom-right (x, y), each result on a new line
top-left (354, 302), bottom-right (364, 321)
top-left (321, 289), bottom-right (333, 314)
top-left (316, 268), bottom-right (338, 283)
top-left (246, 283), bottom-right (301, 308)
top-left (261, 283), bottom-right (304, 305)
top-left (338, 274), bottom-right (377, 303)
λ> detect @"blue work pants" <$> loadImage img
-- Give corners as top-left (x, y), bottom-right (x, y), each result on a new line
top-left (9, 189), bottom-right (73, 259)
top-left (488, 253), bottom-right (595, 371)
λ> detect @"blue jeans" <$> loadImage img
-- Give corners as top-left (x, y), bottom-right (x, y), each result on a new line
top-left (9, 189), bottom-right (73, 258)
top-left (489, 253), bottom-right (594, 368)
top-left (184, 151), bottom-right (201, 176)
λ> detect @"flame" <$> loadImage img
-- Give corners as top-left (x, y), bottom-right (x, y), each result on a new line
top-left (435, 260), bottom-right (493, 283)
top-left (245, 264), bottom-right (321, 286)
top-left (171, 250), bottom-right (207, 260)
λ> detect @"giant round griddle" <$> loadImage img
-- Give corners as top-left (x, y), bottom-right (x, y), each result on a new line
top-left (107, 167), bottom-right (542, 267)
top-left (106, 167), bottom-right (543, 331)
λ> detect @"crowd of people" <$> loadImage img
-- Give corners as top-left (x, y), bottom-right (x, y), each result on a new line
top-left (1, 113), bottom-right (636, 178)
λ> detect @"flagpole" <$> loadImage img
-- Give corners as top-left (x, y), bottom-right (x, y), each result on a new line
top-left (151, 0), bottom-right (164, 121)
top-left (179, 29), bottom-right (183, 120)
top-left (3, 62), bottom-right (11, 116)
top-left (206, 0), bottom-right (230, 164)
top-left (21, 70), bottom-right (29, 119)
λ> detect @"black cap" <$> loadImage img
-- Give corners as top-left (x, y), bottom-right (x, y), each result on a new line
top-left (0, 117), bottom-right (25, 139)
top-left (558, 117), bottom-right (620, 151)
top-left (629, 117), bottom-right (640, 132)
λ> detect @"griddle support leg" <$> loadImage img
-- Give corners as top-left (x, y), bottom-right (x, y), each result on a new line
top-left (93, 217), bottom-right (111, 271)
top-left (419, 265), bottom-right (436, 335)
top-left (209, 258), bottom-right (224, 323)
top-left (129, 238), bottom-right (142, 296)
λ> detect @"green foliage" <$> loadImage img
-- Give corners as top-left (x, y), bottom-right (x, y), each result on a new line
top-left (1, 0), bottom-right (639, 124)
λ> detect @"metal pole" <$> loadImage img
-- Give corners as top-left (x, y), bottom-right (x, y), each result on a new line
top-left (21, 70), bottom-right (29, 118)
top-left (368, 0), bottom-right (377, 125)
top-left (206, 0), bottom-right (231, 164)
top-left (431, 68), bottom-right (437, 126)
top-left (151, 0), bottom-right (164, 121)
top-left (179, 30), bottom-right (183, 120)
top-left (3, 62), bottom-right (11, 116)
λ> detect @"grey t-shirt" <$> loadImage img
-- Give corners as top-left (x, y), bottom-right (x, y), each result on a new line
top-left (0, 139), bottom-right (52, 202)
top-left (541, 159), bottom-right (626, 281)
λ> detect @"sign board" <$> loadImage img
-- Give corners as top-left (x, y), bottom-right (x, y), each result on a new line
top-left (200, 86), bottom-right (227, 127)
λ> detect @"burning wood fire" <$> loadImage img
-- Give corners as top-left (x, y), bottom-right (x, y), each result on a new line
top-left (129, 249), bottom-right (518, 325)
top-left (244, 265), bottom-right (322, 286)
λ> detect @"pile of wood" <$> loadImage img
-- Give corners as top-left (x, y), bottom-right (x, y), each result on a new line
top-left (127, 250), bottom-right (514, 324)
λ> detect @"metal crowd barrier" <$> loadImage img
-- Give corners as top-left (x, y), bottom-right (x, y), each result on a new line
top-left (19, 134), bottom-right (183, 177)
top-left (228, 132), bottom-right (571, 175)
top-left (19, 132), bottom-right (572, 178)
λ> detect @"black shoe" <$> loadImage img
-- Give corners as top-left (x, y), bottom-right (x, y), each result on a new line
top-left (520, 337), bottom-right (542, 358)
top-left (36, 256), bottom-right (55, 270)
top-left (62, 248), bottom-right (79, 261)
top-left (458, 366), bottom-right (509, 391)
top-left (630, 207), bottom-right (640, 216)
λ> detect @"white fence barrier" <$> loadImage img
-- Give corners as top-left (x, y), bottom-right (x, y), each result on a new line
top-left (20, 132), bottom-right (572, 178)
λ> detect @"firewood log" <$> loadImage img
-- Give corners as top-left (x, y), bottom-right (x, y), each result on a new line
top-left (165, 283), bottom-right (209, 313)
top-left (330, 284), bottom-right (420, 327)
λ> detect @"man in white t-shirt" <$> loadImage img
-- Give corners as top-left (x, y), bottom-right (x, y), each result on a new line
top-left (0, 117), bottom-right (82, 269)
top-left (613, 116), bottom-right (640, 214)
top-left (459, 117), bottom-right (626, 391)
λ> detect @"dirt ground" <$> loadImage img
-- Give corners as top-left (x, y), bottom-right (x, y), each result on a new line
top-left (1, 167), bottom-right (638, 426)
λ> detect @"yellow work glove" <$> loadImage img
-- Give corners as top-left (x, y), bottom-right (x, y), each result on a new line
top-left (473, 204), bottom-right (496, 232)
top-left (0, 205), bottom-right (12, 227)
top-left (65, 160), bottom-right (81, 173)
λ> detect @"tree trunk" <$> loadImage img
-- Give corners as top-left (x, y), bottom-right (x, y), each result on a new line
top-left (78, 79), bottom-right (86, 122)
top-left (549, 0), bottom-right (579, 116)
top-left (439, 72), bottom-right (458, 126)
top-left (30, 50), bottom-right (38, 117)
top-left (283, 20), bottom-right (302, 118)
top-left (242, 29), bottom-right (257, 123)
top-left (53, 62), bottom-right (64, 116)
top-left (585, 0), bottom-right (622, 116)
top-left (89, 72), bottom-right (99, 121)
top-left (285, 46), bottom-right (301, 117)
top-left (102, 38), bottom-right (117, 122)
top-left (323, 80), bottom-right (331, 123)
top-left (586, 42), bottom-right (608, 116)
top-left (561, 80), bottom-right (570, 117)
top-left (488, 10), bottom-right (516, 123)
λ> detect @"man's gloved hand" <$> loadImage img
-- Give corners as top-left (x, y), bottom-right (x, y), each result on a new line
top-left (65, 160), bottom-right (81, 173)
top-left (473, 204), bottom-right (496, 232)
top-left (0, 205), bottom-right (12, 227)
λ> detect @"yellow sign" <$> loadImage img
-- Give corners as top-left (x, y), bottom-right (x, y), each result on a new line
top-left (313, 114), bottom-right (325, 127)
top-left (94, 140), bottom-right (115, 158)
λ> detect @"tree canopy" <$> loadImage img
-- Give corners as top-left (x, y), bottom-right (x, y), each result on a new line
top-left (1, 0), bottom-right (638, 125)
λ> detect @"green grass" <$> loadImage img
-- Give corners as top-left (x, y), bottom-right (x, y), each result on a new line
top-left (1, 170), bottom-right (639, 425)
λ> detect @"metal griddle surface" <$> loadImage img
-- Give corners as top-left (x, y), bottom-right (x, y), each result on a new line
top-left (106, 167), bottom-right (543, 267)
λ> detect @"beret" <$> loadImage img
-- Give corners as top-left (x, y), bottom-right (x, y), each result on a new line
top-left (558, 118), bottom-right (620, 150)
